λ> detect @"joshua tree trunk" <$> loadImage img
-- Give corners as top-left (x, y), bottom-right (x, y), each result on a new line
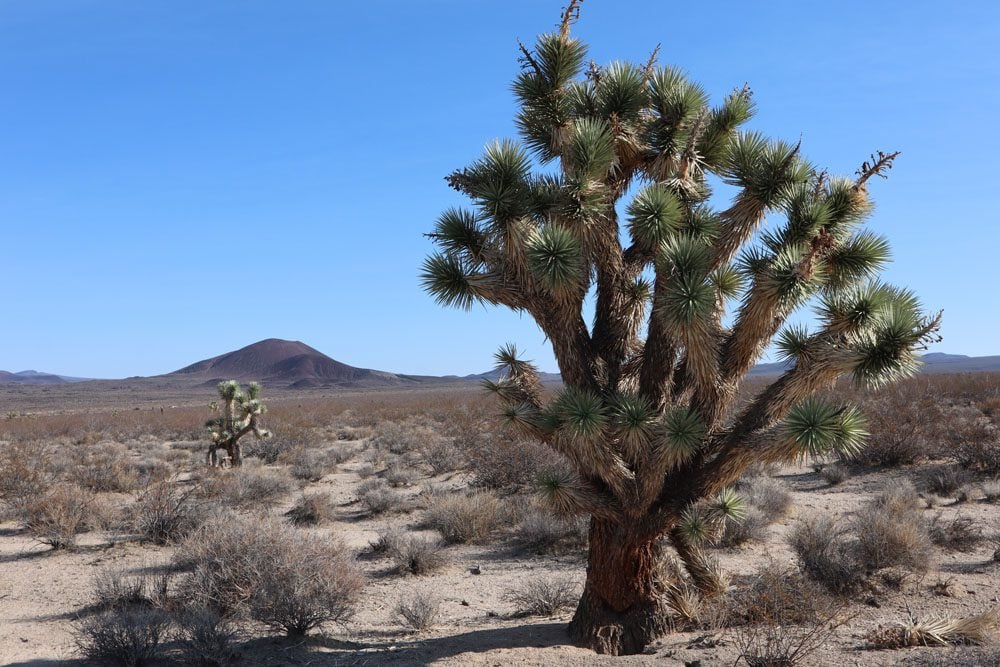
top-left (422, 2), bottom-right (939, 655)
top-left (569, 518), bottom-right (671, 655)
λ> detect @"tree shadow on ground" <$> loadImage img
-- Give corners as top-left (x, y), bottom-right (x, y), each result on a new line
top-left (234, 621), bottom-right (572, 665)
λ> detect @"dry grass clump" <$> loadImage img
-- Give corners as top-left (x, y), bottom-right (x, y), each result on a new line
top-left (21, 483), bottom-right (98, 549)
top-left (68, 441), bottom-right (141, 492)
top-left (928, 514), bottom-right (984, 552)
top-left (74, 607), bottom-right (171, 667)
top-left (982, 478), bottom-right (1000, 503)
top-left (396, 591), bottom-right (441, 630)
top-left (922, 466), bottom-right (974, 497)
top-left (718, 475), bottom-right (791, 548)
top-left (387, 535), bottom-right (451, 576)
top-left (866, 610), bottom-right (1000, 648)
top-left (465, 434), bottom-right (565, 492)
top-left (384, 461), bottom-right (417, 487)
top-left (326, 443), bottom-right (356, 464)
top-left (357, 478), bottom-right (406, 515)
top-left (370, 419), bottom-right (437, 455)
top-left (93, 567), bottom-right (169, 611)
top-left (176, 515), bottom-right (363, 636)
top-left (0, 440), bottom-right (58, 516)
top-left (731, 564), bottom-right (848, 667)
top-left (858, 481), bottom-right (932, 575)
top-left (425, 491), bottom-right (505, 544)
top-left (129, 482), bottom-right (204, 545)
top-left (514, 504), bottom-right (588, 555)
top-left (791, 480), bottom-right (932, 593)
top-left (285, 492), bottom-right (335, 526)
top-left (200, 468), bottom-right (293, 509)
top-left (740, 475), bottom-right (792, 520)
top-left (420, 437), bottom-right (465, 475)
top-left (820, 463), bottom-right (849, 486)
top-left (281, 447), bottom-right (335, 482)
top-left (505, 576), bottom-right (578, 617)
top-left (848, 389), bottom-right (943, 467)
top-left (175, 607), bottom-right (241, 667)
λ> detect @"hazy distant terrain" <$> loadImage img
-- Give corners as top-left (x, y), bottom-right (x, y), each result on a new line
top-left (5, 341), bottom-right (999, 391)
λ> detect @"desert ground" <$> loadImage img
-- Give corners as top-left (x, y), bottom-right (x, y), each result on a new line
top-left (2, 375), bottom-right (1000, 666)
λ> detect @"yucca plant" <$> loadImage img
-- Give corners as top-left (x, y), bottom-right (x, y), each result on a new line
top-left (205, 380), bottom-right (271, 467)
top-left (421, 2), bottom-right (940, 656)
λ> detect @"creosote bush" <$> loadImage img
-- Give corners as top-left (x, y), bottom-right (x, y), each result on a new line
top-left (425, 491), bottom-right (505, 544)
top-left (506, 576), bottom-right (579, 617)
top-left (21, 483), bottom-right (96, 550)
top-left (388, 535), bottom-right (451, 576)
top-left (176, 515), bottom-right (363, 636)
top-left (396, 591), bottom-right (442, 630)
top-left (75, 607), bottom-right (171, 667)
top-left (285, 492), bottom-right (335, 526)
top-left (791, 480), bottom-right (932, 594)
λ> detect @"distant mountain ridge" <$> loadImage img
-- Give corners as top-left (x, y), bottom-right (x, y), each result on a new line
top-left (5, 345), bottom-right (1000, 388)
top-left (0, 370), bottom-right (92, 385)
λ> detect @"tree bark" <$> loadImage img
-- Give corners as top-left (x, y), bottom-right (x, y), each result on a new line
top-left (568, 518), bottom-right (671, 655)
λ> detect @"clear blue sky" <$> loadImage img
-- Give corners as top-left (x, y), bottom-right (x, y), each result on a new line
top-left (2, 1), bottom-right (997, 378)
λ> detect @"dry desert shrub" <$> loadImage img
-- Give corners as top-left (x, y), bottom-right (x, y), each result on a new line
top-left (370, 419), bottom-right (437, 455)
top-left (820, 463), bottom-right (849, 486)
top-left (0, 440), bottom-right (58, 515)
top-left (791, 480), bottom-right (933, 594)
top-left (93, 567), bottom-right (169, 611)
top-left (176, 515), bottom-right (363, 636)
top-left (129, 482), bottom-right (205, 545)
top-left (21, 483), bottom-right (98, 549)
top-left (384, 461), bottom-right (417, 487)
top-left (505, 576), bottom-right (578, 617)
top-left (326, 442), bottom-right (356, 463)
top-left (982, 478), bottom-right (1000, 503)
top-left (74, 607), bottom-right (171, 667)
top-left (856, 487), bottom-right (933, 574)
top-left (281, 447), bottom-right (335, 482)
top-left (396, 591), bottom-right (441, 630)
top-left (425, 490), bottom-right (505, 544)
top-left (921, 465), bottom-right (975, 497)
top-left (388, 534), bottom-right (450, 575)
top-left (464, 433), bottom-right (566, 492)
top-left (732, 564), bottom-right (849, 667)
top-left (199, 468), bottom-right (293, 509)
top-left (514, 502), bottom-right (588, 555)
top-left (285, 492), bottom-right (335, 526)
top-left (357, 478), bottom-right (406, 515)
top-left (175, 607), bottom-right (241, 667)
top-left (420, 437), bottom-right (465, 474)
top-left (67, 441), bottom-right (140, 493)
top-left (718, 506), bottom-right (771, 548)
top-left (739, 475), bottom-right (792, 520)
top-left (848, 388), bottom-right (945, 466)
top-left (928, 514), bottom-right (984, 552)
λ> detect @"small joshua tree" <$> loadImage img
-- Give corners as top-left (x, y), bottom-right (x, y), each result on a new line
top-left (205, 381), bottom-right (271, 467)
top-left (421, 2), bottom-right (940, 655)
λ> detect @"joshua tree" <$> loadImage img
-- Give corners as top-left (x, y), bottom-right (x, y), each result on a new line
top-left (421, 2), bottom-right (940, 656)
top-left (205, 380), bottom-right (271, 467)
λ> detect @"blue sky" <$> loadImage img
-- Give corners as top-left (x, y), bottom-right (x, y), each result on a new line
top-left (1, 1), bottom-right (997, 378)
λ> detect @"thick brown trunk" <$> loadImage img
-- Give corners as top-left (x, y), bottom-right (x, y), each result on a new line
top-left (568, 518), bottom-right (671, 655)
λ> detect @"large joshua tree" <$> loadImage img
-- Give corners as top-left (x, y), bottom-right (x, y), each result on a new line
top-left (421, 3), bottom-right (941, 656)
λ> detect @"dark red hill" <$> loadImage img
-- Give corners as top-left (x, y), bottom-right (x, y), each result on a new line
top-left (169, 339), bottom-right (420, 388)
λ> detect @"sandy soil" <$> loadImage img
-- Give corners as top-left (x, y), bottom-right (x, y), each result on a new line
top-left (2, 446), bottom-right (1000, 666)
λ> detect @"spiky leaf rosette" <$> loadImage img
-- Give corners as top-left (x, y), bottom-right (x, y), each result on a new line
top-left (781, 397), bottom-right (868, 460)
top-left (526, 225), bottom-right (584, 294)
